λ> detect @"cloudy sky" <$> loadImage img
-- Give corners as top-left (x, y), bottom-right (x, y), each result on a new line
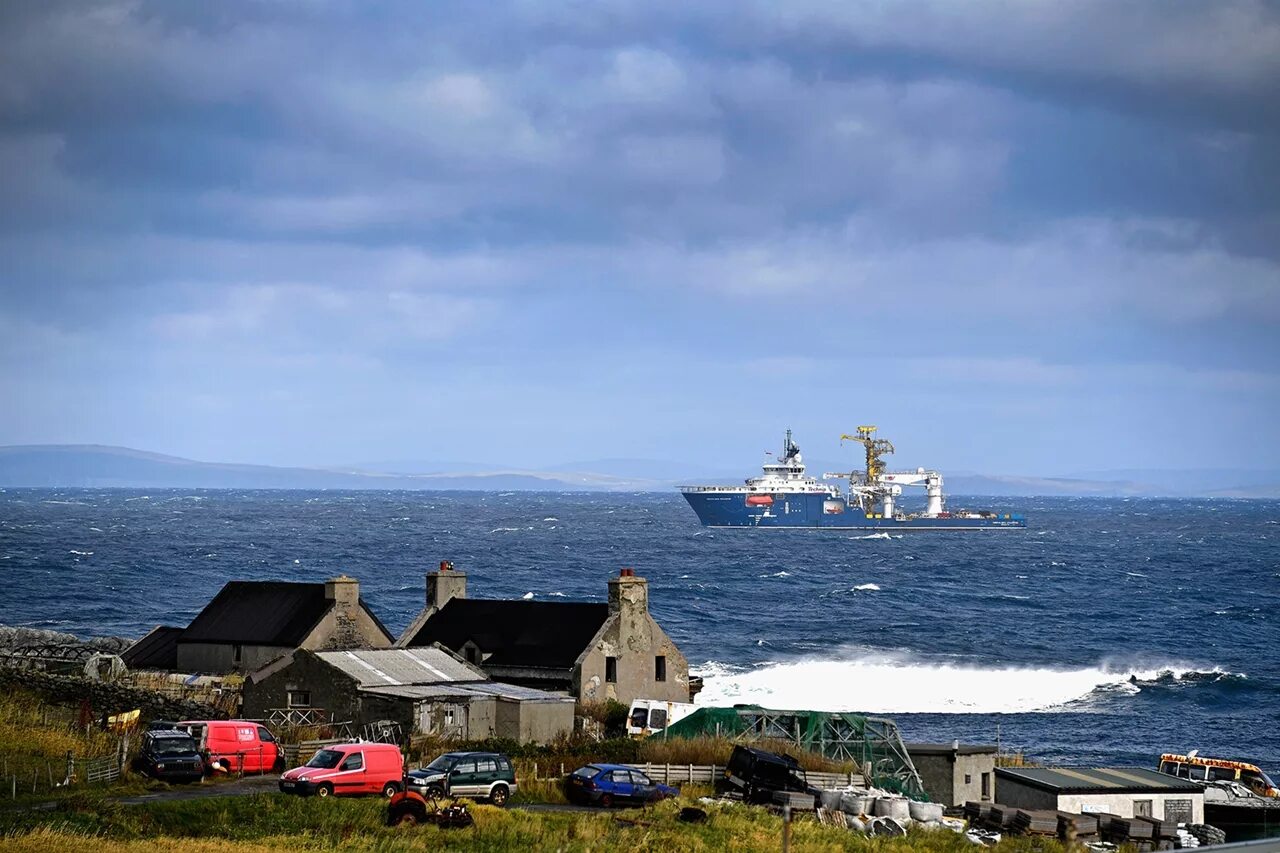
top-left (2, 0), bottom-right (1278, 474)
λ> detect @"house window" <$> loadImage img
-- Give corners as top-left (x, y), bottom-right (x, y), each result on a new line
top-left (287, 690), bottom-right (311, 708)
top-left (605, 656), bottom-right (617, 683)
top-left (464, 645), bottom-right (479, 664)
top-left (1135, 800), bottom-right (1153, 817)
top-left (965, 774), bottom-right (972, 784)
top-left (655, 656), bottom-right (666, 682)
top-left (233, 644), bottom-right (243, 665)
top-left (981, 773), bottom-right (991, 799)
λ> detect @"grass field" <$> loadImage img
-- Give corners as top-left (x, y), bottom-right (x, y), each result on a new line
top-left (0, 792), bottom-right (1071, 853)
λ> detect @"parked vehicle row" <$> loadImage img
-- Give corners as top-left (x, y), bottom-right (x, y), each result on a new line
top-left (133, 719), bottom-right (282, 782)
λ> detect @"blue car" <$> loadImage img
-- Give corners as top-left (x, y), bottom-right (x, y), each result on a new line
top-left (565, 763), bottom-right (679, 808)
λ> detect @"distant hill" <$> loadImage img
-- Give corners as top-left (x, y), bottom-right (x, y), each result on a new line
top-left (0, 445), bottom-right (1277, 496)
top-left (0, 445), bottom-right (633, 491)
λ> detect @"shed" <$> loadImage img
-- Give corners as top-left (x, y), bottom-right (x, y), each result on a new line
top-left (242, 646), bottom-right (574, 743)
top-left (906, 743), bottom-right (998, 806)
top-left (995, 767), bottom-right (1204, 824)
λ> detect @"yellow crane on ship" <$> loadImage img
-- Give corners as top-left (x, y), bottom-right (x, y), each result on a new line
top-left (840, 425), bottom-right (895, 485)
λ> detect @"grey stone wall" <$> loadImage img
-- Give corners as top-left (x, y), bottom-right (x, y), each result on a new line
top-left (241, 651), bottom-right (361, 723)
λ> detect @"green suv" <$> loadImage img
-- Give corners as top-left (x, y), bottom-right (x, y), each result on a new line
top-left (407, 751), bottom-right (517, 806)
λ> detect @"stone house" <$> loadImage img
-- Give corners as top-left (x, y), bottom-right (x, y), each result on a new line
top-left (906, 742), bottom-right (998, 806)
top-left (397, 563), bottom-right (691, 707)
top-left (123, 576), bottom-right (393, 674)
top-left (242, 646), bottom-right (574, 742)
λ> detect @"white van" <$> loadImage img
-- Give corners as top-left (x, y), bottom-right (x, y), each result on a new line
top-left (627, 699), bottom-right (697, 737)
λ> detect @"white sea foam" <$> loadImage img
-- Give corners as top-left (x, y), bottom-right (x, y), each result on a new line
top-left (491, 527), bottom-right (522, 533)
top-left (543, 517), bottom-right (559, 522)
top-left (1126, 572), bottom-right (1148, 578)
top-left (70, 550), bottom-right (93, 556)
top-left (691, 653), bottom-right (1241, 714)
top-left (759, 571), bottom-right (791, 578)
top-left (852, 583), bottom-right (880, 591)
top-left (521, 592), bottom-right (535, 599)
top-left (88, 527), bottom-right (103, 532)
top-left (852, 532), bottom-right (893, 540)
top-left (1051, 561), bottom-right (1066, 566)
top-left (549, 592), bottom-right (567, 597)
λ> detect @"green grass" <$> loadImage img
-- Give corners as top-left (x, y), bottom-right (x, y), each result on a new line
top-left (0, 791), bottom-right (1075, 853)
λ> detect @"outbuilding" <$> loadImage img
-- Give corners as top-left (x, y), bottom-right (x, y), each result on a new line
top-left (243, 645), bottom-right (575, 743)
top-left (994, 767), bottom-right (1204, 824)
top-left (906, 742), bottom-right (998, 806)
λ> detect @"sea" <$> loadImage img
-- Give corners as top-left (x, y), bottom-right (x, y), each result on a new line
top-left (2, 490), bottom-right (1277, 773)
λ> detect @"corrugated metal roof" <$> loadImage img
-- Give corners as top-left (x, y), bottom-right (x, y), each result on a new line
top-left (996, 766), bottom-right (1204, 793)
top-left (313, 647), bottom-right (484, 687)
top-left (361, 681), bottom-right (575, 703)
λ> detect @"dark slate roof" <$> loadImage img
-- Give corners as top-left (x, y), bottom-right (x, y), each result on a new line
top-left (180, 581), bottom-right (332, 646)
top-left (406, 598), bottom-right (610, 669)
top-left (122, 625), bottom-right (183, 670)
top-left (995, 767), bottom-right (1204, 794)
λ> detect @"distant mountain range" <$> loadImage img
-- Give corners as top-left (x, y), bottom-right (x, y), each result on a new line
top-left (0, 445), bottom-right (1277, 497)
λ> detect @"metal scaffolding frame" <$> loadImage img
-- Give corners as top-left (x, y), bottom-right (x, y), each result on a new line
top-left (662, 704), bottom-right (927, 799)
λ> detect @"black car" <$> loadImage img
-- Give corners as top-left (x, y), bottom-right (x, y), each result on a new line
top-left (132, 729), bottom-right (204, 782)
top-left (715, 745), bottom-right (820, 806)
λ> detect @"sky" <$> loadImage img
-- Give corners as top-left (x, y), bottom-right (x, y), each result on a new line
top-left (2, 0), bottom-right (1279, 475)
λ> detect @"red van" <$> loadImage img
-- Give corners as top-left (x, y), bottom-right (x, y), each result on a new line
top-left (178, 720), bottom-right (281, 774)
top-left (279, 742), bottom-right (404, 798)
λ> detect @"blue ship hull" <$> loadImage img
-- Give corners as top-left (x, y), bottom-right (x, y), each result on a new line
top-left (681, 491), bottom-right (1026, 530)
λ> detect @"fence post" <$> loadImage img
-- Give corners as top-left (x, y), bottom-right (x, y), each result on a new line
top-left (688, 763), bottom-right (693, 785)
top-left (533, 762), bottom-right (538, 780)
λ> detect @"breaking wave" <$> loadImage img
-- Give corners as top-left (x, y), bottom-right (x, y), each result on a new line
top-left (692, 653), bottom-right (1245, 714)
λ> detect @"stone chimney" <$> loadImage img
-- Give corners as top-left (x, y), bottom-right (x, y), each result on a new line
top-left (325, 574), bottom-right (360, 607)
top-left (427, 560), bottom-right (467, 611)
top-left (323, 575), bottom-right (362, 649)
top-left (608, 567), bottom-right (649, 618)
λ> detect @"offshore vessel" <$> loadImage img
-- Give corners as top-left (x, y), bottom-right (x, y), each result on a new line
top-left (680, 427), bottom-right (1026, 530)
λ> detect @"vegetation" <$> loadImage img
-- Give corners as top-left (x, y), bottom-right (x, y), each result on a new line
top-left (0, 792), bottom-right (1073, 853)
top-left (406, 732), bottom-right (854, 778)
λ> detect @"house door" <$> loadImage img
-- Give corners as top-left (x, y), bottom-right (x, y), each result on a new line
top-left (1134, 800), bottom-right (1153, 817)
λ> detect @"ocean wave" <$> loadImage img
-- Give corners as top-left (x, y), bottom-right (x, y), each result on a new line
top-left (691, 653), bottom-right (1246, 714)
top-left (69, 550), bottom-right (93, 556)
top-left (852, 583), bottom-right (880, 591)
top-left (850, 532), bottom-right (899, 540)
top-left (759, 571), bottom-right (792, 578)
